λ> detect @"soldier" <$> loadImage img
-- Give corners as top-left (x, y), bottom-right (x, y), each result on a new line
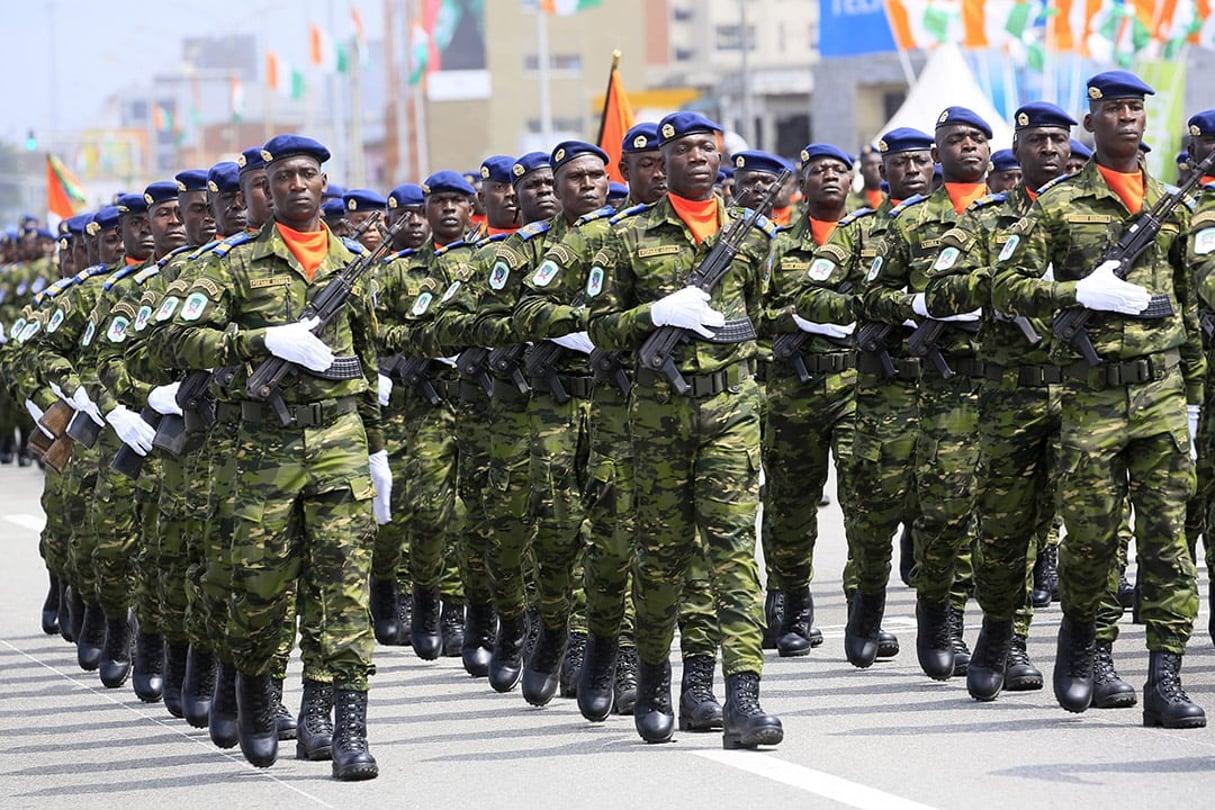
top-left (588, 111), bottom-right (782, 749)
top-left (1067, 139), bottom-right (1093, 175)
top-left (986, 149), bottom-right (1022, 193)
top-left (152, 134), bottom-right (391, 776)
top-left (846, 144), bottom-right (886, 212)
top-left (994, 71), bottom-right (1205, 728)
top-left (342, 189), bottom-right (386, 251)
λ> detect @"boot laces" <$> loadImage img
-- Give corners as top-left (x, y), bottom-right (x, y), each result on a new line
top-left (731, 673), bottom-right (762, 715)
top-left (334, 692), bottom-right (368, 754)
top-left (1093, 644), bottom-right (1120, 686)
top-left (1006, 635), bottom-right (1030, 668)
top-left (1157, 656), bottom-right (1192, 703)
top-left (302, 684), bottom-right (334, 735)
top-left (441, 603), bottom-right (464, 634)
top-left (948, 609), bottom-right (970, 655)
top-left (682, 657), bottom-right (716, 703)
top-left (614, 648), bottom-right (638, 692)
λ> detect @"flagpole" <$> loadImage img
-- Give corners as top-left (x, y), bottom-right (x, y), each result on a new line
top-left (350, 33), bottom-right (366, 187)
top-left (595, 50), bottom-right (621, 147)
top-left (537, 8), bottom-right (553, 144)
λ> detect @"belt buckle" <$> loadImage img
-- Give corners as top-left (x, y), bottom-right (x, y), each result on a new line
top-left (1135, 357), bottom-right (1153, 384)
top-left (306, 402), bottom-right (323, 426)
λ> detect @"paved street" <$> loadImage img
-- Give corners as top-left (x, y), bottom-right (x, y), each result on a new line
top-left (2, 462), bottom-right (1214, 809)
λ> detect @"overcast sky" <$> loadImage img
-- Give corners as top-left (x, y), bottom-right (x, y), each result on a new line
top-left (1, 0), bottom-right (385, 145)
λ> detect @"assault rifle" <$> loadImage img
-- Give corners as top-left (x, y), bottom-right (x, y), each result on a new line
top-left (525, 290), bottom-right (591, 405)
top-left (855, 321), bottom-right (898, 378)
top-left (380, 354), bottom-right (442, 407)
top-left (590, 348), bottom-right (630, 396)
top-left (455, 347), bottom-right (493, 396)
top-left (907, 318), bottom-right (980, 379)
top-left (771, 281), bottom-right (853, 384)
top-left (488, 343), bottom-right (530, 395)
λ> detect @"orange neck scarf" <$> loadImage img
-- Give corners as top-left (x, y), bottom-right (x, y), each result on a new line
top-left (1202, 175), bottom-right (1215, 187)
top-left (944, 182), bottom-right (986, 215)
top-left (276, 222), bottom-right (329, 280)
top-left (865, 188), bottom-right (884, 209)
top-left (125, 256), bottom-right (142, 267)
top-left (1026, 188), bottom-right (1038, 203)
top-left (809, 217), bottom-right (838, 246)
top-left (668, 193), bottom-right (720, 245)
top-left (486, 225), bottom-right (518, 237)
top-left (770, 205), bottom-right (793, 226)
top-left (1096, 164), bottom-right (1145, 213)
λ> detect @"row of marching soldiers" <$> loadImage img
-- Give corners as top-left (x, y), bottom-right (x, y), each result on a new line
top-left (9, 65), bottom-right (1214, 780)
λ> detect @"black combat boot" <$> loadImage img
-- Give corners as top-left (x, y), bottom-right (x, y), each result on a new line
top-left (41, 573), bottom-right (60, 635)
top-left (1092, 640), bottom-right (1137, 709)
top-left (614, 645), bottom-right (638, 715)
top-left (235, 671), bottom-right (278, 768)
top-left (559, 631), bottom-right (586, 698)
top-left (272, 678), bottom-right (298, 740)
top-left (132, 630), bottom-right (164, 702)
top-left (98, 614), bottom-right (133, 688)
top-left (395, 585), bottom-right (413, 646)
top-left (844, 590), bottom-right (886, 668)
top-left (776, 588), bottom-right (821, 657)
top-left (1053, 615), bottom-right (1096, 713)
top-left (331, 689), bottom-right (378, 781)
top-left (722, 672), bottom-right (783, 750)
top-left (57, 580), bottom-right (73, 643)
top-left (182, 645), bottom-right (217, 728)
top-left (877, 628), bottom-right (901, 658)
top-left (949, 605), bottom-right (971, 676)
top-left (523, 608), bottom-right (541, 661)
top-left (577, 633), bottom-right (617, 722)
top-left (1031, 546), bottom-right (1057, 608)
top-left (164, 641), bottom-right (190, 718)
top-left (65, 585), bottom-right (84, 643)
top-left (966, 617), bottom-right (1013, 702)
top-left (461, 602), bottom-right (496, 677)
top-left (1004, 634), bottom-right (1043, 691)
top-left (761, 591), bottom-right (784, 650)
top-left (634, 659), bottom-right (674, 743)
top-left (1209, 589), bottom-right (1214, 646)
top-left (440, 600), bottom-right (466, 657)
top-left (522, 623), bottom-right (567, 706)
top-left (410, 586), bottom-right (443, 660)
top-left (1116, 573), bottom-right (1135, 608)
top-left (210, 662), bottom-right (239, 749)
top-left (76, 604), bottom-right (106, 671)
top-left (898, 525), bottom-right (914, 587)
top-left (1143, 650), bottom-right (1207, 728)
top-left (369, 578), bottom-right (399, 645)
top-left (915, 598), bottom-right (955, 680)
top-left (489, 612), bottom-right (528, 693)
top-left (678, 654), bottom-right (723, 731)
top-left (296, 679), bottom-right (335, 760)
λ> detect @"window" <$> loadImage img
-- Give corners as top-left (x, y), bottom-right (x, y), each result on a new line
top-left (716, 24), bottom-right (756, 52)
top-left (523, 53), bottom-right (583, 73)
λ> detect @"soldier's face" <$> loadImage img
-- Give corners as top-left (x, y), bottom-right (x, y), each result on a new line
top-left (98, 227), bottom-right (126, 265)
top-left (733, 170), bottom-right (780, 209)
top-left (860, 151), bottom-right (883, 189)
top-left (1084, 98), bottom-right (1145, 161)
top-left (149, 199), bottom-right (187, 257)
top-left (119, 212), bottom-right (153, 262)
top-left (619, 151), bottom-right (666, 205)
top-left (58, 242), bottom-right (75, 277)
top-left (347, 209), bottom-right (383, 250)
top-left (555, 155), bottom-right (609, 221)
top-left (425, 191), bottom-right (471, 244)
top-left (1014, 127), bottom-right (1070, 190)
top-left (881, 150), bottom-right (933, 199)
top-left (71, 237), bottom-right (88, 272)
top-left (210, 188), bottom-right (247, 237)
top-left (515, 169), bottom-right (559, 223)
top-left (1189, 133), bottom-right (1215, 171)
top-left (267, 156), bottom-right (326, 228)
top-left (179, 191), bottom-right (215, 247)
top-left (663, 134), bottom-right (721, 200)
top-left (800, 157), bottom-right (850, 209)
top-left (986, 168), bottom-right (1022, 193)
top-left (387, 205), bottom-right (429, 249)
top-left (238, 169), bottom-right (273, 228)
top-left (933, 124), bottom-right (990, 184)
top-left (479, 180), bottom-right (519, 229)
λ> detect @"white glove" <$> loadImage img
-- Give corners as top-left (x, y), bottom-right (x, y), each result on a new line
top-left (50, 381), bottom-right (66, 401)
top-left (369, 449), bottom-right (392, 525)
top-left (551, 331), bottom-right (595, 354)
top-left (1188, 404), bottom-right (1201, 462)
top-left (105, 405), bottom-right (155, 456)
top-left (147, 382), bottom-right (183, 416)
top-left (1075, 260), bottom-right (1151, 314)
top-left (0, 323), bottom-right (6, 344)
top-left (377, 373), bottom-right (392, 407)
top-left (263, 315), bottom-right (334, 373)
top-left (26, 400), bottom-right (54, 438)
top-left (1041, 262), bottom-right (1055, 282)
top-left (70, 386), bottom-right (104, 426)
top-left (650, 287), bottom-right (725, 339)
top-left (434, 355), bottom-right (458, 367)
top-left (791, 314), bottom-right (855, 340)
top-left (911, 292), bottom-right (982, 322)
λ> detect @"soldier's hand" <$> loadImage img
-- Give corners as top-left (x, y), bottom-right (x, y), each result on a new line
top-left (25, 400), bottom-right (53, 438)
top-left (369, 449), bottom-right (392, 524)
top-left (264, 316), bottom-right (335, 372)
top-left (377, 373), bottom-right (392, 407)
top-left (791, 314), bottom-right (855, 340)
top-left (911, 293), bottom-right (981, 322)
top-left (1188, 404), bottom-right (1200, 462)
top-left (147, 383), bottom-right (183, 416)
top-left (70, 386), bottom-right (104, 426)
top-left (1075, 260), bottom-right (1150, 314)
top-left (650, 287), bottom-right (725, 339)
top-left (105, 404), bottom-right (155, 456)
top-left (551, 331), bottom-right (595, 354)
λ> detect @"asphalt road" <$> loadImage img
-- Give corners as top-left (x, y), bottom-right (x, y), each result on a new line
top-left (2, 462), bottom-right (1214, 809)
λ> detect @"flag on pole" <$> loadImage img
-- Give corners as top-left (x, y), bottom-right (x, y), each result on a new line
top-left (46, 154), bottom-right (88, 221)
top-left (408, 21), bottom-right (431, 85)
top-left (595, 51), bottom-right (635, 185)
top-left (265, 51), bottom-right (280, 90)
top-left (541, 0), bottom-right (602, 13)
top-left (351, 3), bottom-right (367, 50)
top-left (230, 72), bottom-right (246, 122)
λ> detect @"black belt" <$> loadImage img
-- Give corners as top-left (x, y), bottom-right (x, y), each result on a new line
top-left (215, 401), bottom-right (242, 425)
top-left (530, 374), bottom-right (595, 400)
top-left (983, 362), bottom-right (1062, 387)
top-left (856, 351), bottom-right (921, 381)
top-left (1062, 348), bottom-right (1180, 389)
top-left (183, 407), bottom-right (213, 433)
top-left (952, 357), bottom-right (987, 378)
top-left (239, 396), bottom-right (359, 427)
top-left (491, 377), bottom-right (530, 401)
top-left (635, 362), bottom-right (750, 398)
top-left (456, 379), bottom-right (486, 402)
top-left (771, 350), bottom-right (856, 378)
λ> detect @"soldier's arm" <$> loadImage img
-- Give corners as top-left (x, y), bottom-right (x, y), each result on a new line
top-left (427, 254), bottom-right (484, 355)
top-left (587, 230), bottom-right (647, 351)
top-left (378, 276), bottom-right (444, 357)
top-left (31, 289), bottom-right (89, 397)
top-left (472, 242), bottom-right (528, 347)
top-left (514, 231), bottom-right (592, 340)
top-left (1174, 207), bottom-right (1205, 403)
top-left (155, 254), bottom-right (241, 370)
top-left (93, 286), bottom-right (154, 412)
top-left (349, 279), bottom-right (385, 453)
top-left (991, 206), bottom-right (1080, 318)
top-left (858, 226), bottom-right (915, 323)
top-left (793, 237), bottom-right (857, 324)
top-left (923, 224), bottom-right (988, 315)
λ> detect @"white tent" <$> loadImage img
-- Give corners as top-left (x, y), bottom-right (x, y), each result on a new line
top-left (876, 43), bottom-right (1014, 149)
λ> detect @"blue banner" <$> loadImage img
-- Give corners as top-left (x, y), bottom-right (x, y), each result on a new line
top-left (818, 0), bottom-right (897, 57)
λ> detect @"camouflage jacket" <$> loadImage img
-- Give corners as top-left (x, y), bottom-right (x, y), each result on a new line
top-left (473, 215), bottom-right (571, 348)
top-left (27, 262), bottom-right (116, 402)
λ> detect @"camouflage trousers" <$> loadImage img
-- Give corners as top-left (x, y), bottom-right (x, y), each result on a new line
top-left (912, 369), bottom-right (980, 605)
top-left (485, 384), bottom-right (538, 620)
top-left (1058, 366), bottom-right (1197, 654)
top-left (452, 387), bottom-right (494, 606)
top-left (64, 444), bottom-right (99, 603)
top-left (849, 371), bottom-right (920, 595)
top-left (90, 430), bottom-right (142, 620)
top-left (761, 366), bottom-right (856, 591)
top-left (157, 428), bottom-right (210, 645)
top-left (134, 469), bottom-right (161, 634)
top-left (39, 466), bottom-right (71, 579)
top-left (629, 374), bottom-right (763, 677)
top-left (1194, 372), bottom-right (1215, 574)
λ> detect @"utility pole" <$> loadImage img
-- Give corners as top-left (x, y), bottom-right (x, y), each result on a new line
top-left (738, 0), bottom-right (755, 149)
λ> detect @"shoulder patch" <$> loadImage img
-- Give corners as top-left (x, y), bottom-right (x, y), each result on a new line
top-left (213, 231), bottom-right (252, 257)
top-left (1194, 228), bottom-right (1215, 256)
top-left (489, 260), bottom-right (511, 290)
top-left (608, 202), bottom-right (651, 225)
top-left (531, 260), bottom-right (560, 287)
top-left (585, 265), bottom-right (606, 298)
top-left (1192, 210), bottom-right (1215, 230)
top-left (889, 194), bottom-right (926, 219)
top-left (817, 243), bottom-right (849, 265)
top-left (192, 277), bottom-right (222, 298)
top-left (410, 291), bottom-right (434, 316)
top-left (517, 220), bottom-right (552, 241)
top-left (577, 205), bottom-right (616, 225)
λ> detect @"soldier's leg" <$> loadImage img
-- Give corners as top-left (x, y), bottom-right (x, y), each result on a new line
top-left (370, 407), bottom-right (409, 645)
top-left (453, 395), bottom-right (495, 675)
top-left (677, 537), bottom-right (722, 732)
top-left (90, 439), bottom-right (140, 687)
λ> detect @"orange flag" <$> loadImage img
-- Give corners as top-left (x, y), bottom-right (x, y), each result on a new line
top-left (46, 155), bottom-right (87, 221)
top-left (595, 51), bottom-right (636, 185)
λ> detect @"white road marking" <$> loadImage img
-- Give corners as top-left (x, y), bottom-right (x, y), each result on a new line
top-left (5, 513), bottom-right (46, 533)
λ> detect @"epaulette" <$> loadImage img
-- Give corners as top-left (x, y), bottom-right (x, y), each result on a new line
top-left (609, 203), bottom-right (651, 225)
top-left (134, 266), bottom-right (161, 285)
top-left (968, 192), bottom-right (1007, 210)
top-left (838, 207), bottom-right (875, 228)
top-left (104, 264), bottom-right (141, 291)
top-left (187, 237), bottom-right (221, 262)
top-left (577, 205), bottom-right (616, 225)
top-left (739, 209), bottom-right (779, 239)
top-left (73, 263), bottom-right (110, 283)
top-left (1035, 173), bottom-right (1074, 195)
top-left (384, 247), bottom-right (417, 263)
top-left (33, 277), bottom-right (75, 307)
top-left (517, 220), bottom-right (552, 241)
top-left (342, 236), bottom-right (366, 254)
top-left (473, 232), bottom-right (511, 248)
top-left (157, 243), bottom-right (193, 268)
top-left (889, 194), bottom-right (926, 219)
top-left (212, 231), bottom-right (253, 258)
top-left (434, 239), bottom-right (467, 257)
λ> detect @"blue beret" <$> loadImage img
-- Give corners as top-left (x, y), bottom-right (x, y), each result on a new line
top-left (479, 155), bottom-right (515, 184)
top-left (1087, 70), bottom-right (1154, 101)
top-left (64, 213), bottom-right (92, 235)
top-left (622, 122), bottom-right (660, 153)
top-left (731, 150), bottom-right (791, 175)
top-left (92, 205), bottom-right (122, 232)
top-left (3, 226), bottom-right (18, 241)
top-left (114, 193), bottom-right (148, 216)
top-left (35, 227), bottom-right (54, 240)
top-left (715, 169), bottom-right (728, 184)
top-left (143, 181), bottom-right (179, 208)
top-left (174, 169), bottom-right (209, 193)
top-left (321, 198), bottom-right (347, 219)
top-left (1178, 150), bottom-right (1192, 168)
top-left (551, 140), bottom-right (609, 173)
top-left (207, 161), bottom-right (241, 193)
top-left (237, 146), bottom-right (266, 174)
top-left (323, 183), bottom-right (346, 201)
top-left (935, 106), bottom-right (993, 139)
top-left (387, 183), bottom-right (425, 209)
top-left (990, 149), bottom-right (1019, 172)
top-left (1139, 142), bottom-right (1152, 154)
top-left (422, 170), bottom-right (476, 196)
top-left (719, 165), bottom-right (735, 180)
top-left (1014, 102), bottom-right (1077, 130)
top-left (658, 111), bottom-right (722, 145)
top-left (512, 152), bottom-right (551, 182)
top-left (933, 163), bottom-right (943, 180)
top-left (462, 170), bottom-right (480, 186)
top-left (1069, 139), bottom-right (1093, 160)
top-left (878, 127), bottom-right (934, 154)
top-left (607, 182), bottom-right (629, 201)
top-left (342, 188), bottom-right (387, 212)
top-left (1188, 110), bottom-right (1215, 138)
top-left (261, 133), bottom-right (331, 165)
top-left (798, 143), bottom-right (853, 171)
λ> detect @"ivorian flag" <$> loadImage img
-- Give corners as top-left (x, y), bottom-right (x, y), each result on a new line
top-left (595, 51), bottom-right (635, 185)
top-left (46, 154), bottom-right (87, 222)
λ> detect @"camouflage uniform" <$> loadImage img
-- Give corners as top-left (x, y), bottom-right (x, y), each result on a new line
top-left (1186, 180), bottom-right (1215, 635)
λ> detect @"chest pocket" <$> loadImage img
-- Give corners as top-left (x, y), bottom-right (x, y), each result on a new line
top-left (243, 272), bottom-right (298, 328)
top-left (635, 243), bottom-right (693, 299)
